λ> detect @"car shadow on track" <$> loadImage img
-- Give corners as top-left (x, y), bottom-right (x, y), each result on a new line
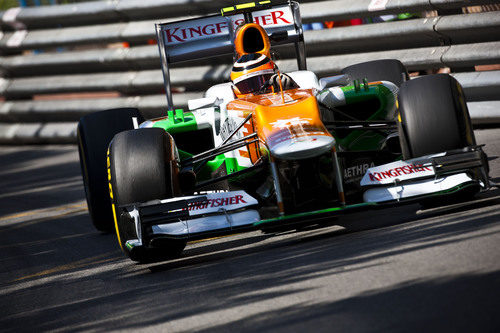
top-left (145, 188), bottom-right (500, 274)
top-left (0, 146), bottom-right (84, 217)
top-left (192, 270), bottom-right (500, 333)
top-left (1, 195), bottom-right (498, 332)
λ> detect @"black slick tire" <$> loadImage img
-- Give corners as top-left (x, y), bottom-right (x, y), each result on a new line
top-left (108, 128), bottom-right (186, 263)
top-left (398, 74), bottom-right (475, 159)
top-left (398, 74), bottom-right (479, 204)
top-left (341, 59), bottom-right (409, 87)
top-left (77, 108), bottom-right (144, 232)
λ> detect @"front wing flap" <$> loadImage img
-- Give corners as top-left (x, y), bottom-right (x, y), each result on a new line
top-left (120, 190), bottom-right (262, 249)
top-left (361, 146), bottom-right (489, 203)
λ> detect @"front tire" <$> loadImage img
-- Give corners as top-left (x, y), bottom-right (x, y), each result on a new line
top-left (77, 108), bottom-right (144, 232)
top-left (398, 74), bottom-right (475, 159)
top-left (397, 74), bottom-right (480, 203)
top-left (108, 128), bottom-right (186, 263)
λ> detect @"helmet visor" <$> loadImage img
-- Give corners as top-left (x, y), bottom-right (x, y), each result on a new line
top-left (235, 73), bottom-right (273, 95)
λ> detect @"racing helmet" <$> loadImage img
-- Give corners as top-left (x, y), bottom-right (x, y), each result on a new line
top-left (231, 53), bottom-right (276, 96)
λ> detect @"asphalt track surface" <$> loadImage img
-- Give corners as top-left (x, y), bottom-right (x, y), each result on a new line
top-left (0, 129), bottom-right (499, 332)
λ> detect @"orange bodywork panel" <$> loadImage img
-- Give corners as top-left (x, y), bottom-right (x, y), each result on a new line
top-left (227, 89), bottom-right (335, 161)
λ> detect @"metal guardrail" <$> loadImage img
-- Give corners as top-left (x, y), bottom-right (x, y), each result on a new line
top-left (1, 71), bottom-right (498, 123)
top-left (2, 5), bottom-right (500, 53)
top-left (1, 11), bottom-right (499, 75)
top-left (1, 0), bottom-right (497, 29)
top-left (2, 42), bottom-right (499, 99)
top-left (0, 0), bottom-right (499, 144)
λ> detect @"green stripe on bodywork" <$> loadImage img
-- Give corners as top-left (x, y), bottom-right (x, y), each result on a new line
top-left (152, 110), bottom-right (249, 179)
top-left (195, 154), bottom-right (227, 180)
top-left (152, 110), bottom-right (197, 133)
top-left (256, 181), bottom-right (477, 227)
top-left (337, 84), bottom-right (395, 151)
top-left (368, 181), bottom-right (478, 205)
top-left (255, 202), bottom-right (377, 226)
top-left (225, 156), bottom-right (247, 173)
top-left (405, 181), bottom-right (479, 200)
top-left (196, 156), bottom-right (249, 182)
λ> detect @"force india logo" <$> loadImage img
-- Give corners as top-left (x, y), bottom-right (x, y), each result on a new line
top-left (163, 10), bottom-right (292, 43)
top-left (368, 164), bottom-right (433, 181)
top-left (270, 117), bottom-right (311, 129)
top-left (188, 195), bottom-right (247, 211)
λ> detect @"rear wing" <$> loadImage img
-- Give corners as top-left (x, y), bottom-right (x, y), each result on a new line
top-left (155, 1), bottom-right (306, 110)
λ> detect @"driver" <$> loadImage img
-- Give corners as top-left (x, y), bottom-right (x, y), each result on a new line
top-left (230, 53), bottom-right (297, 97)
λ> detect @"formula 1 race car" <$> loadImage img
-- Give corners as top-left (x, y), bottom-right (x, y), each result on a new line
top-left (77, 1), bottom-right (490, 262)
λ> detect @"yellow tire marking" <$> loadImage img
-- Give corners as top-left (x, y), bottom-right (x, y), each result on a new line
top-left (107, 148), bottom-right (124, 252)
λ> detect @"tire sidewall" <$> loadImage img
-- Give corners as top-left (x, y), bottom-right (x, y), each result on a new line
top-left (77, 108), bottom-right (144, 232)
top-left (108, 128), bottom-right (184, 261)
top-left (398, 74), bottom-right (475, 158)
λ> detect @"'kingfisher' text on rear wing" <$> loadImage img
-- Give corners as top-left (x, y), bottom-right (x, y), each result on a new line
top-left (155, 1), bottom-right (305, 110)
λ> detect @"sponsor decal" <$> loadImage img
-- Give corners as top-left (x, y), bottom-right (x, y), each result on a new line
top-left (267, 125), bottom-right (326, 147)
top-left (361, 159), bottom-right (436, 186)
top-left (220, 117), bottom-right (242, 142)
top-left (232, 10), bottom-right (292, 28)
top-left (188, 195), bottom-right (247, 211)
top-left (161, 6), bottom-right (293, 45)
top-left (164, 21), bottom-right (228, 43)
top-left (368, 164), bottom-right (433, 181)
top-left (176, 190), bottom-right (258, 216)
top-left (270, 117), bottom-right (312, 129)
top-left (344, 162), bottom-right (375, 184)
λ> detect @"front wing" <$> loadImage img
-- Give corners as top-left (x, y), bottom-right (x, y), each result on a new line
top-left (119, 146), bottom-right (489, 251)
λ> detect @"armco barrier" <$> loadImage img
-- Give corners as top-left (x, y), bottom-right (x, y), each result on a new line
top-left (0, 0), bottom-right (499, 143)
top-left (2, 11), bottom-right (500, 74)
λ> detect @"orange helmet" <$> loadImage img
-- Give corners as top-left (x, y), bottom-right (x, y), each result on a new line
top-left (231, 53), bottom-right (276, 96)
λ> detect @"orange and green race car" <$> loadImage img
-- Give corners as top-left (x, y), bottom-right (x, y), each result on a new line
top-left (77, 1), bottom-right (490, 263)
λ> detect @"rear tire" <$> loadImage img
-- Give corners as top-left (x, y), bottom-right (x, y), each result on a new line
top-left (341, 59), bottom-right (409, 87)
top-left (108, 128), bottom-right (186, 263)
top-left (77, 108), bottom-right (144, 232)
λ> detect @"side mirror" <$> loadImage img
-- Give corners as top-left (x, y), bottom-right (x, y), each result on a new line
top-left (319, 74), bottom-right (351, 89)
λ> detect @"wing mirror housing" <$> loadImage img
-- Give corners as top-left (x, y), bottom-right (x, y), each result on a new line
top-left (319, 74), bottom-right (351, 89)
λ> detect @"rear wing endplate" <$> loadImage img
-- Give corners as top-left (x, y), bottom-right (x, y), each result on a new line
top-left (155, 1), bottom-right (305, 110)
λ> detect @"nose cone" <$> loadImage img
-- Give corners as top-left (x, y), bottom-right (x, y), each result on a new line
top-left (270, 134), bottom-right (335, 160)
top-left (250, 92), bottom-right (335, 160)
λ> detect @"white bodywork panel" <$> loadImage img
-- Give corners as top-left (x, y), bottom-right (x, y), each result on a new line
top-left (126, 191), bottom-right (260, 240)
top-left (360, 151), bottom-right (478, 203)
top-left (288, 70), bottom-right (321, 90)
top-left (204, 83), bottom-right (236, 109)
top-left (361, 158), bottom-right (438, 186)
top-left (153, 210), bottom-right (260, 235)
top-left (317, 86), bottom-right (346, 107)
top-left (363, 173), bottom-right (474, 203)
